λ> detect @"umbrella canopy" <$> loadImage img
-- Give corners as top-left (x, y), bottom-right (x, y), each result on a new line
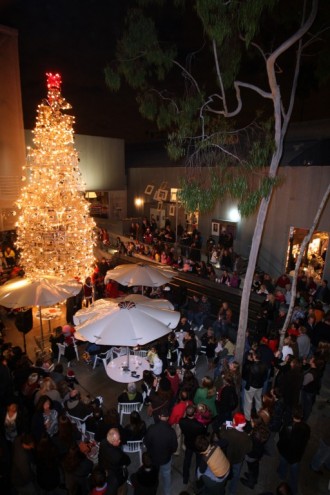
top-left (104, 262), bottom-right (175, 288)
top-left (73, 295), bottom-right (175, 326)
top-left (0, 276), bottom-right (82, 309)
top-left (74, 298), bottom-right (180, 346)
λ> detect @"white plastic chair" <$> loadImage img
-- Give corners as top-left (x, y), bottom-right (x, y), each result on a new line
top-left (133, 350), bottom-right (148, 358)
top-left (93, 348), bottom-right (113, 370)
top-left (196, 345), bottom-right (208, 367)
top-left (57, 341), bottom-right (79, 366)
top-left (123, 439), bottom-right (144, 465)
top-left (66, 413), bottom-right (92, 440)
top-left (110, 346), bottom-right (127, 360)
top-left (117, 402), bottom-right (143, 424)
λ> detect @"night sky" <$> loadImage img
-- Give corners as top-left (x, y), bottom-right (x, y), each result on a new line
top-left (1, 0), bottom-right (330, 144)
top-left (1, 0), bottom-right (157, 143)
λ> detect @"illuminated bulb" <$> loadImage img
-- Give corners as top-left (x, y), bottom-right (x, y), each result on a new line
top-left (15, 73), bottom-right (96, 280)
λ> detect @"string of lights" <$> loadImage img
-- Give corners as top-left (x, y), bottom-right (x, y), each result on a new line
top-left (15, 73), bottom-right (96, 280)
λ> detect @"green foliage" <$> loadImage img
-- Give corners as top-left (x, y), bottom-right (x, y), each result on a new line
top-left (104, 66), bottom-right (121, 92)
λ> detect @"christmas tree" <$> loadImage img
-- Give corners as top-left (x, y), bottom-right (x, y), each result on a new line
top-left (16, 73), bottom-right (96, 279)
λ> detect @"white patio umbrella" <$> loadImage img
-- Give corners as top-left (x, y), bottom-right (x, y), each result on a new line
top-left (104, 262), bottom-right (175, 294)
top-left (73, 294), bottom-right (174, 326)
top-left (0, 276), bottom-right (82, 346)
top-left (74, 298), bottom-right (180, 369)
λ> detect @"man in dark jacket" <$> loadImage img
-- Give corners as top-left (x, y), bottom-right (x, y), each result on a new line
top-left (219, 412), bottom-right (252, 494)
top-left (277, 405), bottom-right (310, 495)
top-left (243, 349), bottom-right (268, 421)
top-left (179, 404), bottom-right (206, 485)
top-left (98, 428), bottom-right (131, 495)
top-left (144, 407), bottom-right (177, 495)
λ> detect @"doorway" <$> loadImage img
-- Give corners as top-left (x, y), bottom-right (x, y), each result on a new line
top-left (286, 227), bottom-right (329, 280)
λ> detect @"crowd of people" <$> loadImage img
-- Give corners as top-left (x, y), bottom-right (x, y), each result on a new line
top-left (1, 260), bottom-right (330, 495)
top-left (1, 227), bottom-right (330, 495)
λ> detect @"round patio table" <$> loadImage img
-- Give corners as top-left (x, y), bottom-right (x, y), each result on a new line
top-left (106, 354), bottom-right (150, 383)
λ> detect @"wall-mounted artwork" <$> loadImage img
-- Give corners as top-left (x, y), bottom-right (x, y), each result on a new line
top-left (211, 221), bottom-right (220, 236)
top-left (157, 201), bottom-right (163, 210)
top-left (144, 185), bottom-right (154, 195)
top-left (169, 205), bottom-right (176, 216)
top-left (158, 189), bottom-right (168, 201)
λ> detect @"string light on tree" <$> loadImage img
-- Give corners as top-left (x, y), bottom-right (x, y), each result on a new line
top-left (15, 72), bottom-right (96, 279)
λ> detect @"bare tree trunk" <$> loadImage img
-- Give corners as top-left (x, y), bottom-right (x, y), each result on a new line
top-left (279, 182), bottom-right (330, 350)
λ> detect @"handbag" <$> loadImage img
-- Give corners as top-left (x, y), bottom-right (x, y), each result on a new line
top-left (147, 400), bottom-right (168, 417)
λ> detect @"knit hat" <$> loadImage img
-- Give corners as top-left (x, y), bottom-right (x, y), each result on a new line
top-left (67, 369), bottom-right (75, 378)
top-left (233, 412), bottom-right (246, 428)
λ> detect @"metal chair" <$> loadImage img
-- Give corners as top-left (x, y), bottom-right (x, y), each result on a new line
top-left (123, 439), bottom-right (144, 465)
top-left (93, 348), bottom-right (113, 370)
top-left (117, 402), bottom-right (143, 424)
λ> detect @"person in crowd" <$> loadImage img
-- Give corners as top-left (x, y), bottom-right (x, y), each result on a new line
top-left (243, 349), bottom-right (268, 423)
top-left (214, 372), bottom-right (238, 428)
top-left (130, 451), bottom-right (159, 495)
top-left (168, 389), bottom-right (193, 455)
top-left (31, 395), bottom-right (60, 442)
top-left (296, 326), bottom-right (311, 359)
top-left (148, 377), bottom-right (174, 423)
top-left (118, 382), bottom-right (143, 405)
top-left (124, 410), bottom-right (146, 441)
top-left (193, 376), bottom-right (217, 418)
top-left (10, 433), bottom-right (37, 494)
top-left (164, 365), bottom-right (180, 397)
top-left (98, 428), bottom-right (131, 495)
top-left (218, 412), bottom-right (252, 495)
top-left (35, 434), bottom-right (61, 493)
top-left (144, 407), bottom-right (178, 495)
top-left (301, 355), bottom-right (324, 421)
top-left (277, 405), bottom-right (310, 495)
top-left (52, 413), bottom-right (81, 458)
top-left (33, 376), bottom-right (62, 406)
top-left (2, 404), bottom-right (24, 440)
top-left (64, 389), bottom-right (93, 419)
top-left (240, 412), bottom-right (270, 489)
top-left (179, 404), bottom-right (206, 485)
top-left (89, 466), bottom-right (111, 495)
top-left (182, 329), bottom-right (197, 365)
top-left (83, 276), bottom-right (93, 307)
top-left (4, 246), bottom-right (16, 267)
top-left (200, 327), bottom-right (217, 369)
top-left (195, 433), bottom-right (230, 495)
top-left (63, 442), bottom-right (94, 495)
top-left (146, 346), bottom-right (163, 376)
top-left (141, 370), bottom-right (155, 404)
top-left (85, 399), bottom-right (104, 435)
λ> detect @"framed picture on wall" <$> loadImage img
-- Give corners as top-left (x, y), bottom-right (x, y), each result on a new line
top-left (144, 185), bottom-right (154, 195)
top-left (169, 205), bottom-right (175, 216)
top-left (158, 189), bottom-right (168, 201)
top-left (157, 201), bottom-right (163, 210)
top-left (211, 221), bottom-right (220, 236)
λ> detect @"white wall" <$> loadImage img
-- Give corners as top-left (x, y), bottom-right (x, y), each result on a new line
top-left (24, 131), bottom-right (126, 192)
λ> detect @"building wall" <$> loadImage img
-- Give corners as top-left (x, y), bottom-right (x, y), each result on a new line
top-left (0, 26), bottom-right (25, 229)
top-left (127, 166), bottom-right (330, 279)
top-left (24, 131), bottom-right (126, 192)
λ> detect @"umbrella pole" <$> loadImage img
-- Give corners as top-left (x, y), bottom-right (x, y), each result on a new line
top-left (38, 305), bottom-right (45, 350)
top-left (126, 346), bottom-right (130, 369)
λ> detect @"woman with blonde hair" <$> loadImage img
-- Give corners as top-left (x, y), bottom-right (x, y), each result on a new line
top-left (193, 376), bottom-right (217, 417)
top-left (34, 376), bottom-right (62, 405)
